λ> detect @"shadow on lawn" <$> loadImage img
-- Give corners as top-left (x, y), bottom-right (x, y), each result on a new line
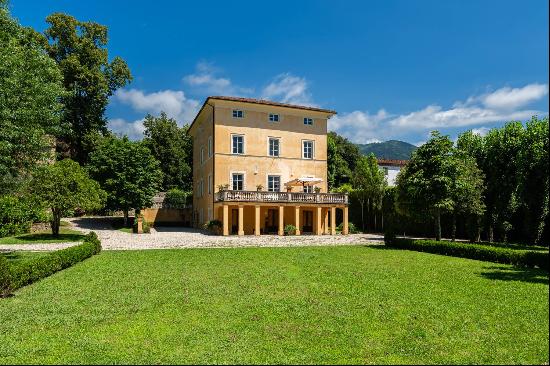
top-left (10, 232), bottom-right (85, 243)
top-left (479, 265), bottom-right (549, 285)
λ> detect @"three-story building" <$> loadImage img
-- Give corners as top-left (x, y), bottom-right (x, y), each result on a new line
top-left (188, 96), bottom-right (348, 235)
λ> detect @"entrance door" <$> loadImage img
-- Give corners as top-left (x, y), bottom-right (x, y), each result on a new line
top-left (231, 209), bottom-right (238, 234)
top-left (266, 209), bottom-right (278, 233)
top-left (303, 210), bottom-right (313, 233)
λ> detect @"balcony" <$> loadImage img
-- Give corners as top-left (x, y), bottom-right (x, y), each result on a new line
top-left (215, 190), bottom-right (348, 205)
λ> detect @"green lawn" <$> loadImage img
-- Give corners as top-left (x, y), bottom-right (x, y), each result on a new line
top-left (0, 246), bottom-right (547, 364)
top-left (1, 250), bottom-right (49, 264)
top-left (0, 228), bottom-right (86, 245)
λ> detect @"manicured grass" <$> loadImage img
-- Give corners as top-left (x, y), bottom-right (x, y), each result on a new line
top-left (0, 228), bottom-right (86, 245)
top-left (0, 246), bottom-right (547, 364)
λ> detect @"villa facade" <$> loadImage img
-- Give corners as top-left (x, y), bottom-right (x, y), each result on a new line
top-left (188, 96), bottom-right (349, 235)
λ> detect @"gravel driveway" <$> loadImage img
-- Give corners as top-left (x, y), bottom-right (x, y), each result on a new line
top-left (65, 217), bottom-right (384, 251)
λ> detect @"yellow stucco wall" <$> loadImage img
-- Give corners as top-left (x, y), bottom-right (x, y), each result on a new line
top-left (189, 98), bottom-right (334, 227)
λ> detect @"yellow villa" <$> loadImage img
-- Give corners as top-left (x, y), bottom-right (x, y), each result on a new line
top-left (187, 96), bottom-right (349, 236)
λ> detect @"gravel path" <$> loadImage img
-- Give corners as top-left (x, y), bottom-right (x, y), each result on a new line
top-left (65, 217), bottom-right (384, 251)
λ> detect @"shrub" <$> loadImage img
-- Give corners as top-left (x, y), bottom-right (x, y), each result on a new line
top-left (284, 224), bottom-right (297, 235)
top-left (132, 215), bottom-right (151, 233)
top-left (164, 188), bottom-right (191, 208)
top-left (386, 238), bottom-right (548, 270)
top-left (337, 222), bottom-right (360, 234)
top-left (0, 195), bottom-right (47, 238)
top-left (1, 232), bottom-right (102, 297)
top-left (203, 220), bottom-right (222, 232)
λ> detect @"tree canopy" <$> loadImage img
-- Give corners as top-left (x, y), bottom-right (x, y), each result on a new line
top-left (44, 13), bottom-right (132, 164)
top-left (28, 159), bottom-right (105, 236)
top-left (351, 154), bottom-right (387, 231)
top-left (0, 2), bottom-right (64, 193)
top-left (327, 131), bottom-right (361, 189)
top-left (88, 136), bottom-right (163, 225)
top-left (142, 112), bottom-right (193, 191)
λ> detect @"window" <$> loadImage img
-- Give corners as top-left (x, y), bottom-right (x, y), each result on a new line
top-left (302, 140), bottom-right (314, 159)
top-left (232, 134), bottom-right (244, 154)
top-left (269, 113), bottom-right (279, 122)
top-left (232, 173), bottom-right (244, 191)
top-left (267, 175), bottom-right (281, 192)
top-left (208, 174), bottom-right (212, 194)
top-left (232, 109), bottom-right (244, 118)
top-left (268, 137), bottom-right (280, 157)
top-left (303, 185), bottom-right (313, 193)
top-left (304, 117), bottom-right (313, 125)
top-left (200, 147), bottom-right (204, 164)
top-left (208, 136), bottom-right (212, 157)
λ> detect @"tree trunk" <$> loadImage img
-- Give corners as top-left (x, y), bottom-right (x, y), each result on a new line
top-left (374, 213), bottom-right (377, 232)
top-left (51, 210), bottom-right (60, 237)
top-left (360, 201), bottom-right (365, 232)
top-left (475, 216), bottom-right (481, 242)
top-left (123, 209), bottom-right (129, 227)
top-left (381, 213), bottom-right (384, 230)
top-left (488, 225), bottom-right (494, 243)
top-left (451, 212), bottom-right (456, 242)
top-left (435, 209), bottom-right (441, 241)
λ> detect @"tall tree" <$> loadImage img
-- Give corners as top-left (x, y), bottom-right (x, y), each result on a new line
top-left (44, 13), bottom-right (132, 164)
top-left (396, 132), bottom-right (456, 241)
top-left (0, 1), bottom-right (64, 193)
top-left (142, 112), bottom-right (193, 191)
top-left (28, 159), bottom-right (105, 236)
top-left (327, 132), bottom-right (361, 189)
top-left (351, 154), bottom-right (387, 231)
top-left (88, 136), bottom-right (163, 226)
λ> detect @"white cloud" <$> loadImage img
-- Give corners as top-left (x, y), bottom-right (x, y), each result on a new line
top-left (261, 73), bottom-right (315, 106)
top-left (114, 88), bottom-right (200, 125)
top-left (471, 127), bottom-right (490, 136)
top-left (481, 83), bottom-right (548, 110)
top-left (329, 83), bottom-right (548, 143)
top-left (108, 118), bottom-right (145, 140)
top-left (183, 62), bottom-right (253, 96)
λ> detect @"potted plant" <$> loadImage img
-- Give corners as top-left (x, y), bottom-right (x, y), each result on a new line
top-left (203, 219), bottom-right (223, 235)
top-left (284, 224), bottom-right (297, 235)
top-left (256, 184), bottom-right (263, 191)
top-left (314, 186), bottom-right (321, 193)
top-left (218, 184), bottom-right (229, 192)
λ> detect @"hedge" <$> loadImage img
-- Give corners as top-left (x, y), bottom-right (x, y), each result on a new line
top-left (1, 232), bottom-right (101, 297)
top-left (385, 237), bottom-right (549, 270)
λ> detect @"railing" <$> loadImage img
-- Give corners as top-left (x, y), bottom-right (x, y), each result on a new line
top-left (215, 190), bottom-right (348, 204)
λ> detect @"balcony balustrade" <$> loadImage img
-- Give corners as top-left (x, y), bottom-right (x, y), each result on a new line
top-left (215, 190), bottom-right (348, 204)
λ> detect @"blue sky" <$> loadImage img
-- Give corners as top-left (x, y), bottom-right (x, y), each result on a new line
top-left (10, 0), bottom-right (549, 145)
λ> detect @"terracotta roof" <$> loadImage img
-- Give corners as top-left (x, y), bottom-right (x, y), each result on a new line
top-left (377, 159), bottom-right (409, 167)
top-left (188, 96), bottom-right (337, 134)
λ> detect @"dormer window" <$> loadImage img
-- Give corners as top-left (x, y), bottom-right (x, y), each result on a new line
top-left (304, 117), bottom-right (313, 125)
top-left (232, 109), bottom-right (244, 118)
top-left (269, 113), bottom-right (279, 122)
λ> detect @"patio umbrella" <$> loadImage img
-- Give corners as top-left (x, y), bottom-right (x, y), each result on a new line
top-left (284, 177), bottom-right (323, 191)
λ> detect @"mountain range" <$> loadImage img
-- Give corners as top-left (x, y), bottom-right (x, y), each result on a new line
top-left (356, 140), bottom-right (417, 160)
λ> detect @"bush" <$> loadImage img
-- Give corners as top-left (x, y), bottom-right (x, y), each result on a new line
top-left (284, 224), bottom-right (297, 235)
top-left (0, 195), bottom-right (47, 238)
top-left (386, 238), bottom-right (548, 270)
top-left (164, 189), bottom-right (191, 208)
top-left (132, 215), bottom-right (151, 233)
top-left (1, 232), bottom-right (102, 297)
top-left (203, 220), bottom-right (222, 232)
top-left (337, 222), bottom-right (360, 234)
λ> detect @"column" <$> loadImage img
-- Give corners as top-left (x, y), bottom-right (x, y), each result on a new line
top-left (330, 206), bottom-right (336, 235)
top-left (254, 205), bottom-right (260, 236)
top-left (238, 205), bottom-right (244, 236)
top-left (278, 206), bottom-right (284, 236)
top-left (222, 205), bottom-right (229, 236)
top-left (323, 208), bottom-right (329, 234)
top-left (343, 206), bottom-right (349, 235)
top-left (314, 206), bottom-right (322, 235)
top-left (295, 206), bottom-right (301, 235)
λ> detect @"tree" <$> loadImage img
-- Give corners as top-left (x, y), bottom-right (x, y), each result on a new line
top-left (517, 116), bottom-right (549, 245)
top-left (44, 13), bottom-right (132, 164)
top-left (142, 112), bottom-right (193, 191)
top-left (327, 132), bottom-right (361, 189)
top-left (28, 159), bottom-right (105, 236)
top-left (88, 136), bottom-right (163, 226)
top-left (396, 132), bottom-right (456, 241)
top-left (351, 154), bottom-right (387, 232)
top-left (0, 2), bottom-right (64, 193)
top-left (449, 150), bottom-right (485, 241)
